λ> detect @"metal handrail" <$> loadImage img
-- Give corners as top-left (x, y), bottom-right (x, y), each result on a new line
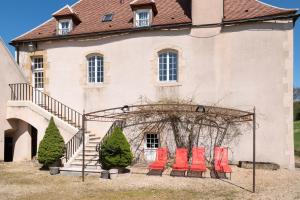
top-left (96, 120), bottom-right (125, 153)
top-left (9, 83), bottom-right (84, 163)
top-left (9, 83), bottom-right (82, 128)
top-left (65, 130), bottom-right (83, 162)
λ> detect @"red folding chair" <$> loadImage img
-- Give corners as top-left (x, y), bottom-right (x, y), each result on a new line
top-left (148, 147), bottom-right (168, 176)
top-left (188, 147), bottom-right (207, 177)
top-left (214, 146), bottom-right (223, 172)
top-left (171, 148), bottom-right (188, 176)
top-left (220, 147), bottom-right (232, 179)
top-left (214, 147), bottom-right (232, 179)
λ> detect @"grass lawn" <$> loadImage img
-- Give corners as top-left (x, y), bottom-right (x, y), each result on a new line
top-left (295, 121), bottom-right (300, 157)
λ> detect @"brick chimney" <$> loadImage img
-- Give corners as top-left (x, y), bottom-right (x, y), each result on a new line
top-left (192, 0), bottom-right (223, 25)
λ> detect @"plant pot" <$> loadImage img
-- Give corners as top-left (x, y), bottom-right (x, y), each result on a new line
top-left (48, 160), bottom-right (61, 175)
top-left (109, 168), bottom-right (118, 179)
top-left (100, 170), bottom-right (110, 179)
top-left (49, 167), bottom-right (60, 175)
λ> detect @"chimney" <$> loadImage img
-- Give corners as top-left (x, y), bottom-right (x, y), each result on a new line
top-left (192, 0), bottom-right (223, 25)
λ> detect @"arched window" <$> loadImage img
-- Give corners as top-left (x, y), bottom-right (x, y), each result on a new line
top-left (158, 51), bottom-right (178, 82)
top-left (87, 55), bottom-right (104, 83)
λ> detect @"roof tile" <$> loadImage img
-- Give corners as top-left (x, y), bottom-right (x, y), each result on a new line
top-left (12, 0), bottom-right (297, 42)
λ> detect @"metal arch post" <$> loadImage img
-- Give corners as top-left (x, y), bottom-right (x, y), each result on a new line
top-left (82, 110), bottom-right (86, 182)
top-left (253, 107), bottom-right (256, 193)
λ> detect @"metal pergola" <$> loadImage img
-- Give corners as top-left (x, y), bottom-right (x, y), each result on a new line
top-left (81, 104), bottom-right (256, 193)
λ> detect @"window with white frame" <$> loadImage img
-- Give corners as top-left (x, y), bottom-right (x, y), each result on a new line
top-left (58, 19), bottom-right (72, 35)
top-left (158, 51), bottom-right (178, 82)
top-left (135, 10), bottom-right (151, 27)
top-left (145, 133), bottom-right (159, 149)
top-left (87, 55), bottom-right (104, 83)
top-left (32, 57), bottom-right (44, 89)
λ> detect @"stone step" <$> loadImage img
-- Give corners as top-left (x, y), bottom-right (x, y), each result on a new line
top-left (89, 137), bottom-right (101, 141)
top-left (82, 148), bottom-right (97, 152)
top-left (70, 162), bottom-right (101, 170)
top-left (71, 160), bottom-right (99, 165)
top-left (78, 152), bottom-right (98, 156)
top-left (75, 158), bottom-right (99, 164)
top-left (86, 145), bottom-right (97, 149)
top-left (60, 167), bottom-right (103, 176)
top-left (81, 155), bottom-right (98, 160)
top-left (89, 141), bottom-right (100, 144)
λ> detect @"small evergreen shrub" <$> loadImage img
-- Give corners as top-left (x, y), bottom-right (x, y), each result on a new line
top-left (100, 127), bottom-right (133, 170)
top-left (38, 117), bottom-right (65, 167)
top-left (295, 102), bottom-right (300, 121)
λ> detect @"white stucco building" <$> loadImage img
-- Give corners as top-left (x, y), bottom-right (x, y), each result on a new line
top-left (1, 0), bottom-right (299, 171)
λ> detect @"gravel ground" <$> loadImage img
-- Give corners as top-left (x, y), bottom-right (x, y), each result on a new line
top-left (0, 162), bottom-right (300, 200)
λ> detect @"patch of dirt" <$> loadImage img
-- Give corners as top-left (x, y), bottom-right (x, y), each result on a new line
top-left (0, 162), bottom-right (300, 200)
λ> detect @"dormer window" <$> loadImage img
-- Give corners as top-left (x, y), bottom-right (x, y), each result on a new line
top-left (135, 10), bottom-right (151, 27)
top-left (53, 5), bottom-right (81, 36)
top-left (130, 0), bottom-right (157, 28)
top-left (58, 19), bottom-right (72, 35)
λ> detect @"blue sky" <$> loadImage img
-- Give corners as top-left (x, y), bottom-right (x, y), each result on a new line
top-left (0, 0), bottom-right (299, 86)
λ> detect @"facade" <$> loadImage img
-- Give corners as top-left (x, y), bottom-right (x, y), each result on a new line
top-left (2, 0), bottom-right (298, 170)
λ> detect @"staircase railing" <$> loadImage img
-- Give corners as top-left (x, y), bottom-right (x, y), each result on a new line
top-left (9, 83), bottom-right (82, 128)
top-left (96, 120), bottom-right (126, 153)
top-left (9, 83), bottom-right (84, 163)
top-left (65, 130), bottom-right (83, 162)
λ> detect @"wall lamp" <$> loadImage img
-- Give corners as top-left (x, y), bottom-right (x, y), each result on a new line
top-left (196, 105), bottom-right (205, 113)
top-left (121, 105), bottom-right (130, 113)
top-left (28, 42), bottom-right (37, 52)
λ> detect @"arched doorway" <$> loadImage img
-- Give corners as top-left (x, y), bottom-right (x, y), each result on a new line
top-left (4, 119), bottom-right (38, 162)
top-left (31, 126), bottom-right (38, 159)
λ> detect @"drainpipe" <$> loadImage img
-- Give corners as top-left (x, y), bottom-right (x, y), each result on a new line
top-left (16, 45), bottom-right (20, 65)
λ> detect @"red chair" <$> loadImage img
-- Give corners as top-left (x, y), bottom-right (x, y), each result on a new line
top-left (148, 147), bottom-right (168, 176)
top-left (171, 148), bottom-right (188, 176)
top-left (189, 147), bottom-right (207, 177)
top-left (214, 147), bottom-right (232, 179)
top-left (214, 146), bottom-right (223, 172)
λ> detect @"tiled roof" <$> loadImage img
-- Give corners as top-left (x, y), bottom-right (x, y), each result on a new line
top-left (224, 0), bottom-right (297, 21)
top-left (130, 0), bottom-right (155, 6)
top-left (130, 0), bottom-right (158, 14)
top-left (12, 0), bottom-right (297, 43)
top-left (53, 6), bottom-right (75, 17)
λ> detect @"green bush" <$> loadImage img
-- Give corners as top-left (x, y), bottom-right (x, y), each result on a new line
top-left (100, 127), bottom-right (133, 170)
top-left (294, 102), bottom-right (300, 121)
top-left (38, 117), bottom-right (65, 167)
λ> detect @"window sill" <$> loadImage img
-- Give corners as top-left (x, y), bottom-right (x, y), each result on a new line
top-left (156, 82), bottom-right (182, 87)
top-left (84, 83), bottom-right (105, 89)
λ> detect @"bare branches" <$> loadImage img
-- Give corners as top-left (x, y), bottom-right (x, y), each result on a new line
top-left (87, 99), bottom-right (254, 164)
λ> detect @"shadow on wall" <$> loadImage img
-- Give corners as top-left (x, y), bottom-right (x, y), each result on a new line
top-left (222, 21), bottom-right (293, 33)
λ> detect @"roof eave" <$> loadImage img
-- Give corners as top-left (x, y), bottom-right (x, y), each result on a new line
top-left (223, 12), bottom-right (299, 25)
top-left (10, 22), bottom-right (192, 46)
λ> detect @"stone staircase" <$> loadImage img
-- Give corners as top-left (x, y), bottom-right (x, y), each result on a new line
top-left (60, 133), bottom-right (103, 175)
top-left (60, 120), bottom-right (126, 175)
top-left (8, 83), bottom-right (105, 175)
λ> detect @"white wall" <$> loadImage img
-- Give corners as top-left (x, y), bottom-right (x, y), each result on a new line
top-left (0, 38), bottom-right (26, 161)
top-left (18, 20), bottom-right (295, 168)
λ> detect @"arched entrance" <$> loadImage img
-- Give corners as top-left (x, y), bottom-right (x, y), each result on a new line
top-left (4, 119), bottom-right (38, 162)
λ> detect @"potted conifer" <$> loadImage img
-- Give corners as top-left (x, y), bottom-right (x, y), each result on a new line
top-left (100, 127), bottom-right (133, 179)
top-left (38, 117), bottom-right (65, 175)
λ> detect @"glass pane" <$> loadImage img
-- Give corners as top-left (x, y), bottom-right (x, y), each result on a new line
top-left (169, 52), bottom-right (177, 81)
top-left (137, 12), bottom-right (149, 27)
top-left (159, 53), bottom-right (167, 81)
